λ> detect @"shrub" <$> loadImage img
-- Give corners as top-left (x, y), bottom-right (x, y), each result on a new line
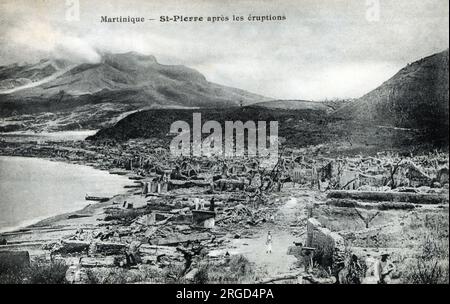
top-left (204, 255), bottom-right (256, 283)
top-left (402, 230), bottom-right (449, 284)
top-left (162, 263), bottom-right (186, 283)
top-left (229, 254), bottom-right (253, 278)
top-left (85, 268), bottom-right (130, 284)
top-left (405, 258), bottom-right (448, 284)
top-left (86, 266), bottom-right (164, 284)
top-left (27, 260), bottom-right (68, 284)
top-left (0, 269), bottom-right (28, 284)
top-left (193, 265), bottom-right (209, 284)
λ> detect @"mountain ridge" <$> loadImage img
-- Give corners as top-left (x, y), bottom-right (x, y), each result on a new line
top-left (0, 52), bottom-right (270, 132)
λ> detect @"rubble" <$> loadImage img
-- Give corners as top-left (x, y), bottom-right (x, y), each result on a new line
top-left (0, 138), bottom-right (448, 284)
top-left (149, 232), bottom-right (212, 246)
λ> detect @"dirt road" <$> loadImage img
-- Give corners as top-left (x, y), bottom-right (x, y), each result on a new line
top-left (229, 190), bottom-right (315, 276)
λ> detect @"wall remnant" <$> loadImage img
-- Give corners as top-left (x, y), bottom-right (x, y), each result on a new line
top-left (306, 218), bottom-right (345, 268)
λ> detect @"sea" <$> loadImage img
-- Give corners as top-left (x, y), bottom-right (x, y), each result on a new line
top-left (0, 156), bottom-right (130, 233)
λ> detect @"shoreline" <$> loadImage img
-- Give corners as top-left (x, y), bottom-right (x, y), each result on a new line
top-left (0, 154), bottom-right (136, 236)
top-left (0, 130), bottom-right (98, 141)
top-left (28, 191), bottom-right (131, 229)
top-left (0, 192), bottom-right (130, 235)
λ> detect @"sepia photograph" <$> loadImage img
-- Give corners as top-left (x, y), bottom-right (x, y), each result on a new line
top-left (0, 0), bottom-right (448, 290)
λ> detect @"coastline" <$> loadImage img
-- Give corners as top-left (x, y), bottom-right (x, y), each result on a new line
top-left (0, 127), bottom-right (149, 240)
top-left (0, 192), bottom-right (131, 235)
top-left (0, 130), bottom-right (98, 141)
top-left (0, 154), bottom-right (136, 236)
top-left (0, 180), bottom-right (136, 260)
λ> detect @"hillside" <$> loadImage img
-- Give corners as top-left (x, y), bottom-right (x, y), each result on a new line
top-left (0, 52), bottom-right (268, 132)
top-left (334, 49), bottom-right (449, 143)
top-left (87, 105), bottom-right (436, 154)
top-left (86, 106), bottom-right (337, 147)
top-left (253, 100), bottom-right (332, 112)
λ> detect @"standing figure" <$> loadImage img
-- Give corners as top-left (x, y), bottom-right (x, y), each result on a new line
top-left (193, 197), bottom-right (200, 210)
top-left (209, 197), bottom-right (216, 212)
top-left (266, 231), bottom-right (273, 254)
top-left (200, 198), bottom-right (206, 210)
top-left (346, 254), bottom-right (363, 284)
top-left (374, 253), bottom-right (395, 284)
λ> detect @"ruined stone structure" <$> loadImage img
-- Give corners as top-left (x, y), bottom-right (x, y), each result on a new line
top-left (306, 218), bottom-right (346, 267)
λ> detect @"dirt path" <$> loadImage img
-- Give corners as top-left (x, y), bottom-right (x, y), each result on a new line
top-left (229, 191), bottom-right (313, 276)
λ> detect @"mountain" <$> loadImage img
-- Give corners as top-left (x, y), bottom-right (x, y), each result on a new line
top-left (333, 49), bottom-right (449, 143)
top-left (0, 52), bottom-right (268, 132)
top-left (89, 50), bottom-right (449, 150)
top-left (0, 59), bottom-right (71, 92)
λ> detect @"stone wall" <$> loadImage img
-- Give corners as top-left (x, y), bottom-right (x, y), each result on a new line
top-left (306, 218), bottom-right (345, 267)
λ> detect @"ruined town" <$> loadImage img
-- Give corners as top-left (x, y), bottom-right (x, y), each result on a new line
top-left (0, 129), bottom-right (448, 284)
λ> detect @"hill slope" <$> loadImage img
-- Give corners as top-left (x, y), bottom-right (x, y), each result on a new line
top-left (252, 99), bottom-right (332, 112)
top-left (87, 106), bottom-right (336, 148)
top-left (334, 49), bottom-right (449, 143)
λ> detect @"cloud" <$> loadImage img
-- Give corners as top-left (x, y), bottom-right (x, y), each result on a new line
top-left (7, 20), bottom-right (101, 64)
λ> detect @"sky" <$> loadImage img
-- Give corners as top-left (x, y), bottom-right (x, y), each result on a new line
top-left (0, 0), bottom-right (448, 100)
